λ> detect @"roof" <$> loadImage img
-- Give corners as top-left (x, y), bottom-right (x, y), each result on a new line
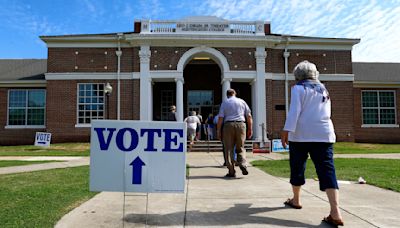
top-left (353, 62), bottom-right (400, 82)
top-left (0, 59), bottom-right (47, 81)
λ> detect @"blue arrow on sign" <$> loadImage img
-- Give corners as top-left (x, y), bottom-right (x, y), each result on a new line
top-left (129, 156), bottom-right (146, 185)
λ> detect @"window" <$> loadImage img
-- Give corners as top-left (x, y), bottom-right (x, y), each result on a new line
top-left (160, 90), bottom-right (174, 120)
top-left (362, 91), bottom-right (396, 125)
top-left (77, 83), bottom-right (104, 124)
top-left (8, 89), bottom-right (46, 126)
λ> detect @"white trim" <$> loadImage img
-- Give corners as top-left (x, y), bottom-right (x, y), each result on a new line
top-left (75, 124), bottom-right (91, 128)
top-left (5, 125), bottom-right (46, 129)
top-left (353, 81), bottom-right (400, 88)
top-left (361, 124), bottom-right (399, 128)
top-left (274, 44), bottom-right (354, 51)
top-left (0, 80), bottom-right (46, 87)
top-left (266, 73), bottom-right (354, 81)
top-left (150, 71), bottom-right (182, 81)
top-left (177, 46), bottom-right (230, 73)
top-left (45, 72), bottom-right (139, 80)
top-left (46, 42), bottom-right (131, 48)
top-left (225, 71), bottom-right (256, 81)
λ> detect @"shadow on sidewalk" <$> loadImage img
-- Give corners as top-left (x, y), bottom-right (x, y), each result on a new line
top-left (124, 203), bottom-right (331, 227)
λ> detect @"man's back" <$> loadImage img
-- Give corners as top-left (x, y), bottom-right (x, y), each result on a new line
top-left (219, 96), bottom-right (250, 122)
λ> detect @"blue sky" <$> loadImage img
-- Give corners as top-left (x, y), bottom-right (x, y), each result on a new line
top-left (1, 0), bottom-right (400, 62)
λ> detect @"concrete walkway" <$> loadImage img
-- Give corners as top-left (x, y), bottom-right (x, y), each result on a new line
top-left (0, 156), bottom-right (89, 175)
top-left (51, 152), bottom-right (400, 228)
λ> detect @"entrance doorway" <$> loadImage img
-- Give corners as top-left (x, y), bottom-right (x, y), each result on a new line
top-left (183, 61), bottom-right (222, 119)
top-left (187, 90), bottom-right (219, 117)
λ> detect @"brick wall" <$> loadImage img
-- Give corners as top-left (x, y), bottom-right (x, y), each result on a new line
top-left (0, 88), bottom-right (46, 145)
top-left (148, 47), bottom-right (257, 71)
top-left (216, 48), bottom-right (256, 70)
top-left (353, 87), bottom-right (400, 143)
top-left (150, 47), bottom-right (191, 70)
top-left (266, 80), bottom-right (354, 142)
top-left (48, 48), bottom-right (138, 73)
top-left (46, 79), bottom-right (140, 143)
top-left (266, 49), bottom-right (352, 74)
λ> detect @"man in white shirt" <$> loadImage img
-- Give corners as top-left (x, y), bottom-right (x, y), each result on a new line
top-left (217, 89), bottom-right (253, 178)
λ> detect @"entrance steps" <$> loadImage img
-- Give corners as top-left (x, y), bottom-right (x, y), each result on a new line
top-left (187, 140), bottom-right (263, 152)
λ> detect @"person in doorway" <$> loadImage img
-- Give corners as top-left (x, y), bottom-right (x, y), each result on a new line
top-left (206, 113), bottom-right (215, 140)
top-left (184, 111), bottom-right (201, 146)
top-left (167, 105), bottom-right (177, 121)
top-left (217, 89), bottom-right (253, 177)
top-left (281, 60), bottom-right (343, 226)
top-left (196, 112), bottom-right (203, 140)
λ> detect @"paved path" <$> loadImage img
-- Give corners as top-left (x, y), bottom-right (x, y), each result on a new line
top-left (51, 152), bottom-right (400, 228)
top-left (0, 156), bottom-right (89, 175)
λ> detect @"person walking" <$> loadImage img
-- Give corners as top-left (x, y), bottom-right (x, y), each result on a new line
top-left (217, 89), bottom-right (253, 177)
top-left (281, 60), bottom-right (343, 226)
top-left (206, 113), bottom-right (215, 140)
top-left (184, 111), bottom-right (201, 147)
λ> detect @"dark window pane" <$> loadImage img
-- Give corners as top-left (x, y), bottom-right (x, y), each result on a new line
top-left (380, 109), bottom-right (396, 124)
top-left (28, 90), bottom-right (45, 107)
top-left (9, 90), bottom-right (27, 107)
top-left (8, 109), bottom-right (26, 125)
top-left (362, 109), bottom-right (378, 124)
top-left (362, 91), bottom-right (378, 107)
top-left (379, 92), bottom-right (395, 107)
top-left (27, 109), bottom-right (45, 125)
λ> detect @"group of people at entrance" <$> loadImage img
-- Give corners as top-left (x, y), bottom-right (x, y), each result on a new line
top-left (172, 60), bottom-right (344, 226)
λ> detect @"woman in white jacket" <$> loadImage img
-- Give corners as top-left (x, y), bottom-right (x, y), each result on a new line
top-left (281, 60), bottom-right (343, 226)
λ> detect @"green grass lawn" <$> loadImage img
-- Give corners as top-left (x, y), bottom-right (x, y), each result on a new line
top-left (251, 158), bottom-right (400, 192)
top-left (334, 142), bottom-right (400, 154)
top-left (0, 160), bottom-right (61, 168)
top-left (0, 166), bottom-right (97, 228)
top-left (0, 143), bottom-right (90, 156)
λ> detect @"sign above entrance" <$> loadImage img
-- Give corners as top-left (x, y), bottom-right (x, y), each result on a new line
top-left (177, 23), bottom-right (229, 32)
top-left (140, 16), bottom-right (266, 36)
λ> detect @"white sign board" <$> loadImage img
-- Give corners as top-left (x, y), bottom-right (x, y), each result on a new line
top-left (90, 120), bottom-right (187, 193)
top-left (271, 139), bottom-right (289, 152)
top-left (34, 132), bottom-right (51, 147)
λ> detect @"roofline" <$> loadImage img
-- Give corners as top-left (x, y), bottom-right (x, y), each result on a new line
top-left (0, 80), bottom-right (47, 87)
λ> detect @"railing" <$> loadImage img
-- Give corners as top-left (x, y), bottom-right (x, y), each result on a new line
top-left (140, 20), bottom-right (265, 35)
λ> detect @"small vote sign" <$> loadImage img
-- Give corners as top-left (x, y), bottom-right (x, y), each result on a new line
top-left (34, 132), bottom-right (52, 147)
top-left (90, 120), bottom-right (187, 193)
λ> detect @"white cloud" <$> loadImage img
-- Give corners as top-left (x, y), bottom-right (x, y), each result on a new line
top-left (192, 0), bottom-right (400, 62)
top-left (0, 2), bottom-right (65, 36)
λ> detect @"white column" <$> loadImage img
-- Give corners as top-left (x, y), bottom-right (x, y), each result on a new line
top-left (283, 51), bottom-right (290, 117)
top-left (251, 78), bottom-right (257, 139)
top-left (254, 46), bottom-right (267, 141)
top-left (175, 77), bottom-right (184, 122)
top-left (221, 78), bottom-right (231, 102)
top-left (139, 45), bottom-right (152, 120)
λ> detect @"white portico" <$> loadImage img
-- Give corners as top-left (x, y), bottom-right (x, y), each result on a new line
top-left (130, 16), bottom-right (270, 141)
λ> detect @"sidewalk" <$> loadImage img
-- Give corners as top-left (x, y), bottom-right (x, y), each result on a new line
top-left (54, 152), bottom-right (400, 227)
top-left (0, 156), bottom-right (89, 175)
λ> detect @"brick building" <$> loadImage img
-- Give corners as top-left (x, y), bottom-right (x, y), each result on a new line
top-left (1, 16), bottom-right (398, 145)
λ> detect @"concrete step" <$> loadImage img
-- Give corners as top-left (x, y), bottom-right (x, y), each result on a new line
top-left (186, 140), bottom-right (263, 152)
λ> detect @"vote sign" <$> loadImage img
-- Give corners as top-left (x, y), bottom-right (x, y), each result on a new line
top-left (90, 120), bottom-right (187, 193)
top-left (34, 132), bottom-right (51, 147)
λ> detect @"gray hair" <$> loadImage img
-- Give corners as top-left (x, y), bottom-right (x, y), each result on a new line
top-left (293, 60), bottom-right (319, 81)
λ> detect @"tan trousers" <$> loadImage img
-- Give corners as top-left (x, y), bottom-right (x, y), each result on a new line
top-left (223, 122), bottom-right (247, 175)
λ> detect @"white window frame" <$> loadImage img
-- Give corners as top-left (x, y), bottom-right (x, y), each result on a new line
top-left (361, 90), bottom-right (399, 128)
top-left (75, 83), bottom-right (105, 127)
top-left (6, 89), bottom-right (46, 129)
